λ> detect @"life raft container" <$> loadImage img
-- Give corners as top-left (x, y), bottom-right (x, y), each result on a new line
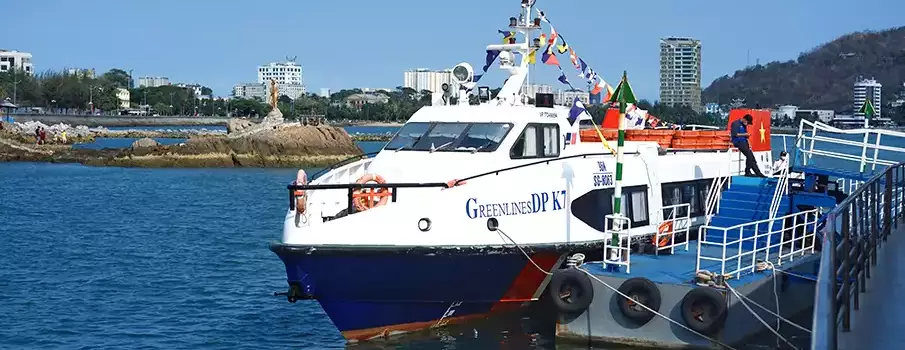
top-left (352, 173), bottom-right (392, 212)
top-left (616, 277), bottom-right (661, 325)
top-left (547, 267), bottom-right (594, 314)
top-left (680, 287), bottom-right (728, 335)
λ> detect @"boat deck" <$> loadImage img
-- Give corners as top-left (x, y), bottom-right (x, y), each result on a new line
top-left (585, 240), bottom-right (818, 286)
top-left (838, 222), bottom-right (905, 350)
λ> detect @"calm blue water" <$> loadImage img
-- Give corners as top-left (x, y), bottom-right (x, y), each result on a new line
top-left (0, 162), bottom-right (564, 349)
top-left (2, 128), bottom-right (902, 349)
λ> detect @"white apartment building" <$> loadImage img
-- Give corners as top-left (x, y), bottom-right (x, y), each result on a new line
top-left (319, 88), bottom-right (331, 98)
top-left (116, 88), bottom-right (131, 109)
top-left (525, 84), bottom-right (554, 98)
top-left (138, 76), bottom-right (170, 87)
top-left (659, 37), bottom-right (702, 112)
top-left (0, 50), bottom-right (34, 75)
top-left (772, 105), bottom-right (799, 120)
top-left (854, 77), bottom-right (882, 117)
top-left (555, 90), bottom-right (590, 107)
top-left (255, 60), bottom-right (306, 99)
top-left (233, 83), bottom-right (267, 100)
top-left (66, 68), bottom-right (95, 78)
top-left (403, 69), bottom-right (456, 94)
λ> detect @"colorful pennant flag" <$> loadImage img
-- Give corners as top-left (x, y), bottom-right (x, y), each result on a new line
top-left (482, 50), bottom-right (500, 72)
top-left (557, 41), bottom-right (569, 54)
top-left (526, 48), bottom-right (538, 65)
top-left (498, 30), bottom-right (515, 44)
top-left (541, 44), bottom-right (559, 66)
top-left (567, 97), bottom-right (586, 126)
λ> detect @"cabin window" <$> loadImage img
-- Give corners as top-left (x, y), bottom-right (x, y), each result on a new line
top-left (661, 179), bottom-right (715, 218)
top-left (571, 186), bottom-right (650, 232)
top-left (384, 122), bottom-right (514, 152)
top-left (454, 123), bottom-right (513, 152)
top-left (384, 122), bottom-right (431, 150)
top-left (578, 119), bottom-right (595, 130)
top-left (412, 123), bottom-right (469, 151)
top-left (510, 123), bottom-right (560, 159)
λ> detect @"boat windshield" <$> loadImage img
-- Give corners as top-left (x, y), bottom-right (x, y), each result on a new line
top-left (384, 122), bottom-right (513, 152)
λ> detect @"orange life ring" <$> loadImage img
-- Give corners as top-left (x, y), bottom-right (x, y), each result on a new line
top-left (654, 221), bottom-right (673, 248)
top-left (352, 173), bottom-right (392, 212)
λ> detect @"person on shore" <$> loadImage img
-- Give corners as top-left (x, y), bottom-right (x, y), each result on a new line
top-left (730, 114), bottom-right (766, 177)
top-left (39, 128), bottom-right (47, 145)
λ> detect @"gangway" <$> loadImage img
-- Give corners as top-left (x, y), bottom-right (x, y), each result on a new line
top-left (807, 119), bottom-right (905, 350)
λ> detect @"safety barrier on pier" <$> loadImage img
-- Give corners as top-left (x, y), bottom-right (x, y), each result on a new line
top-left (795, 119), bottom-right (905, 178)
top-left (696, 209), bottom-right (819, 279)
top-left (811, 163), bottom-right (905, 350)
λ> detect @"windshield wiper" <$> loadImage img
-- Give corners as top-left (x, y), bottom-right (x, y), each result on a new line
top-left (430, 141), bottom-right (454, 153)
top-left (395, 136), bottom-right (422, 152)
top-left (470, 141), bottom-right (495, 153)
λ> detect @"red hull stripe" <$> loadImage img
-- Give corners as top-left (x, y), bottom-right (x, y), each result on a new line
top-left (490, 252), bottom-right (562, 312)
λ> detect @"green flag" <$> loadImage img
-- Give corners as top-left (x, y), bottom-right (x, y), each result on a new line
top-left (606, 71), bottom-right (637, 107)
top-left (858, 98), bottom-right (876, 119)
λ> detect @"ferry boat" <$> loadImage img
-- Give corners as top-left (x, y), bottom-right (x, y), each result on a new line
top-left (269, 0), bottom-right (773, 342)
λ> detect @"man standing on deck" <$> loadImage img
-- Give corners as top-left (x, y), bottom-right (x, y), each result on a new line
top-left (731, 114), bottom-right (766, 177)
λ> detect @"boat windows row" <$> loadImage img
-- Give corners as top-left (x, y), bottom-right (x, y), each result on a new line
top-left (384, 122), bottom-right (561, 159)
top-left (384, 122), bottom-right (514, 152)
top-left (569, 179), bottom-right (717, 232)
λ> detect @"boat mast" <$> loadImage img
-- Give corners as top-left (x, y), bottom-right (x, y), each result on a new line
top-left (487, 0), bottom-right (539, 104)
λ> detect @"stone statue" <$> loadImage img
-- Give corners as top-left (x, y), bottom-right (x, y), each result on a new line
top-left (269, 78), bottom-right (279, 109)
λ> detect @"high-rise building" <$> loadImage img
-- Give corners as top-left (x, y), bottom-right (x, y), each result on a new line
top-left (0, 50), bottom-right (34, 75)
top-left (659, 37), bottom-right (702, 112)
top-left (854, 77), bottom-right (882, 117)
top-left (256, 60), bottom-right (306, 99)
top-left (138, 76), bottom-right (171, 87)
top-left (403, 69), bottom-right (456, 94)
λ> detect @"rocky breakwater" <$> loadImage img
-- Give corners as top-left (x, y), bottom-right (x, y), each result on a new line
top-left (0, 107), bottom-right (363, 168)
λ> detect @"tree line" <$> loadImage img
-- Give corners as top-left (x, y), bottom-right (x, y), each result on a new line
top-left (0, 67), bottom-right (723, 125)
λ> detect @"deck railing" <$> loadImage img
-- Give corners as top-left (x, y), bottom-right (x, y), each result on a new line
top-left (603, 215), bottom-right (633, 273)
top-left (767, 164), bottom-right (791, 232)
top-left (704, 149), bottom-right (737, 225)
top-left (811, 163), bottom-right (905, 350)
top-left (654, 203), bottom-right (692, 255)
top-left (696, 209), bottom-right (819, 279)
top-left (795, 119), bottom-right (905, 174)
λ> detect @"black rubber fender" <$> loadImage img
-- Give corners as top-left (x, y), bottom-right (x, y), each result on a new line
top-left (616, 277), bottom-right (661, 325)
top-left (680, 287), bottom-right (728, 335)
top-left (547, 268), bottom-right (594, 314)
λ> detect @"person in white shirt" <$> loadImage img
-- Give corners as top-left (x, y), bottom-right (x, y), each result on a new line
top-left (772, 151), bottom-right (789, 175)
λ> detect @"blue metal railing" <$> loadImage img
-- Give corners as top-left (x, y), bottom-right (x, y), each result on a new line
top-left (811, 162), bottom-right (905, 350)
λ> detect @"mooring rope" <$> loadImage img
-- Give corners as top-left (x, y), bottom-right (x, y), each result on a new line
top-left (494, 228), bottom-right (737, 350)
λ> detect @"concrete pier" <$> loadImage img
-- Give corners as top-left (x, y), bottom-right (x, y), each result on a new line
top-left (837, 220), bottom-right (905, 350)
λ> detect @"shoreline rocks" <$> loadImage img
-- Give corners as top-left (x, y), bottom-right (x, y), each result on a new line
top-left (0, 118), bottom-right (363, 168)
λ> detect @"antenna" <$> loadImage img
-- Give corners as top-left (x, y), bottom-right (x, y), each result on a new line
top-left (286, 56), bottom-right (297, 62)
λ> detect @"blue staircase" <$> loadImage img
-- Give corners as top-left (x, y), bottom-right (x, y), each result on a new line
top-left (705, 176), bottom-right (790, 250)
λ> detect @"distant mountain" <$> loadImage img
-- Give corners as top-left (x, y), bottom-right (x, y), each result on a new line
top-left (703, 26), bottom-right (905, 113)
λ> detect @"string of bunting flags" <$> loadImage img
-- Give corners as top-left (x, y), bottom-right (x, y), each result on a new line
top-left (476, 12), bottom-right (687, 130)
top-left (529, 9), bottom-right (688, 130)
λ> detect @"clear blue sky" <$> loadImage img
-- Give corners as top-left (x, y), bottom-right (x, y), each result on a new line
top-left (8, 0), bottom-right (904, 100)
